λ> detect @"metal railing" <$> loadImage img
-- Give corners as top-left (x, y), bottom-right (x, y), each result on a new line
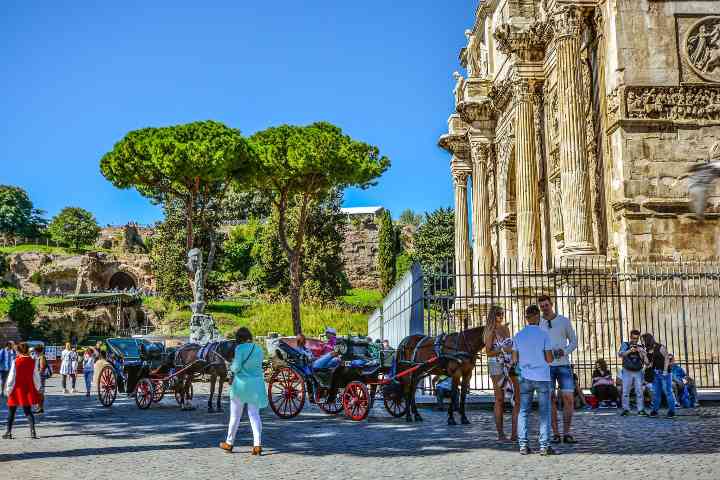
top-left (372, 258), bottom-right (720, 391)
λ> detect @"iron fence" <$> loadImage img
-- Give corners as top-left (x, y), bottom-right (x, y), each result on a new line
top-left (374, 258), bottom-right (720, 391)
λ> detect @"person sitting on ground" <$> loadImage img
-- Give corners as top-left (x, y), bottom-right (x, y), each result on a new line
top-left (432, 374), bottom-right (456, 411)
top-left (591, 359), bottom-right (620, 407)
top-left (669, 354), bottom-right (699, 408)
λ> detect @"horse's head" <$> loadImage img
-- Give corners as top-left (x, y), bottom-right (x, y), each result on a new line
top-left (218, 340), bottom-right (237, 362)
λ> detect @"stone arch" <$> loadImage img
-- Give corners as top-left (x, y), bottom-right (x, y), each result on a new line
top-left (108, 271), bottom-right (137, 290)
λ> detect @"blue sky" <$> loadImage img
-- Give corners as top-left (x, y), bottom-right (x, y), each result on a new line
top-left (1, 1), bottom-right (473, 226)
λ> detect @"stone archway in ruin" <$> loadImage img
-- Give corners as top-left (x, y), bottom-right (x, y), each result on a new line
top-left (108, 271), bottom-right (137, 291)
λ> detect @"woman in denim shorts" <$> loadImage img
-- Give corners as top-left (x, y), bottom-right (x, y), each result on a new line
top-left (484, 305), bottom-right (520, 442)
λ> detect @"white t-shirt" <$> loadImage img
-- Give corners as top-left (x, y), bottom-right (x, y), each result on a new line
top-left (540, 314), bottom-right (578, 367)
top-left (513, 325), bottom-right (552, 382)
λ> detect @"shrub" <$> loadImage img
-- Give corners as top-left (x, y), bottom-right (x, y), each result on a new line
top-left (377, 209), bottom-right (396, 295)
top-left (8, 295), bottom-right (37, 340)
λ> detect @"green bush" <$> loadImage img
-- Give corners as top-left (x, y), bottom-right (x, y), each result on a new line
top-left (0, 253), bottom-right (6, 276)
top-left (8, 295), bottom-right (37, 340)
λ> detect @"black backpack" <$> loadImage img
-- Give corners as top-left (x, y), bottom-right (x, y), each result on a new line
top-left (622, 342), bottom-right (644, 371)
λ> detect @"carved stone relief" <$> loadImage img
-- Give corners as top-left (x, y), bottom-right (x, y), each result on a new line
top-left (685, 16), bottom-right (720, 83)
top-left (625, 85), bottom-right (720, 121)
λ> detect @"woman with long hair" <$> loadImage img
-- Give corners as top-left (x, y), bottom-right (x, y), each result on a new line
top-left (220, 327), bottom-right (268, 455)
top-left (591, 358), bottom-right (619, 406)
top-left (59, 342), bottom-right (78, 394)
top-left (3, 342), bottom-right (40, 439)
top-left (33, 344), bottom-right (50, 414)
top-left (484, 305), bottom-right (520, 442)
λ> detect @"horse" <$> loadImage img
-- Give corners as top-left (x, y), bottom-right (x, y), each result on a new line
top-left (158, 341), bottom-right (236, 412)
top-left (391, 326), bottom-right (486, 425)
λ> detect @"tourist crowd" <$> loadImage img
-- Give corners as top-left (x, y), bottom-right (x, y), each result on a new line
top-left (0, 299), bottom-right (702, 455)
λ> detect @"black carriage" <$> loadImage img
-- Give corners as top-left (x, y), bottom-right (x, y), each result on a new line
top-left (266, 336), bottom-right (407, 421)
top-left (96, 338), bottom-right (188, 409)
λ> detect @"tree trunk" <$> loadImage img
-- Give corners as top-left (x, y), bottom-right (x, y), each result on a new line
top-left (289, 251), bottom-right (303, 335)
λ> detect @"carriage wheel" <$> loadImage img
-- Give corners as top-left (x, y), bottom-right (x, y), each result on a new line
top-left (174, 382), bottom-right (193, 405)
top-left (342, 381), bottom-right (370, 421)
top-left (318, 392), bottom-right (343, 415)
top-left (135, 378), bottom-right (154, 410)
top-left (383, 393), bottom-right (408, 418)
top-left (97, 366), bottom-right (117, 408)
top-left (151, 379), bottom-right (165, 403)
top-left (268, 367), bottom-right (305, 419)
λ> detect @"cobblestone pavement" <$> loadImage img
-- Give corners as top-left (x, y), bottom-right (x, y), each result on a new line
top-left (2, 377), bottom-right (720, 480)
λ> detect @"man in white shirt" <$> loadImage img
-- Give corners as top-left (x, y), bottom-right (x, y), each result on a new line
top-left (513, 304), bottom-right (556, 456)
top-left (538, 294), bottom-right (578, 445)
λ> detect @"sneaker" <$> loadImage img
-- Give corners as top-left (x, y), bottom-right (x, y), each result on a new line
top-left (620, 410), bottom-right (629, 417)
top-left (667, 411), bottom-right (675, 418)
top-left (649, 411), bottom-right (658, 417)
top-left (638, 410), bottom-right (648, 416)
top-left (519, 446), bottom-right (531, 455)
top-left (563, 435), bottom-right (577, 444)
top-left (71, 388), bottom-right (75, 394)
top-left (63, 389), bottom-right (69, 394)
top-left (551, 434), bottom-right (562, 444)
top-left (539, 446), bottom-right (559, 456)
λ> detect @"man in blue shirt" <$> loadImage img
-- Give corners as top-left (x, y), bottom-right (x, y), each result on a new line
top-left (513, 305), bottom-right (556, 456)
top-left (0, 341), bottom-right (17, 398)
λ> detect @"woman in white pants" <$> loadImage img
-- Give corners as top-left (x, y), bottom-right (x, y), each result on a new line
top-left (220, 327), bottom-right (268, 455)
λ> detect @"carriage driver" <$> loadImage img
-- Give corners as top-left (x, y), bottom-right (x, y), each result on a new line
top-left (313, 327), bottom-right (341, 371)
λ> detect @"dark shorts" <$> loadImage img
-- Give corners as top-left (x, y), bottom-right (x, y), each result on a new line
top-left (550, 365), bottom-right (575, 393)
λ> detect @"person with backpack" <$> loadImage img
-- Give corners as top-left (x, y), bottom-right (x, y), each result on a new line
top-left (618, 329), bottom-right (649, 416)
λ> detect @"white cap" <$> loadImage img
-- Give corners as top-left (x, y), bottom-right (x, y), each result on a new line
top-left (325, 327), bottom-right (337, 335)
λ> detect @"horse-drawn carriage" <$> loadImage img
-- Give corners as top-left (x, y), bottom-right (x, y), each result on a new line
top-left (96, 337), bottom-right (189, 409)
top-left (266, 336), bottom-right (409, 421)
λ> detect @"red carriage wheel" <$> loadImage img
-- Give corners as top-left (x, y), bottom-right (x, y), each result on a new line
top-left (318, 393), bottom-right (343, 415)
top-left (151, 379), bottom-right (165, 403)
top-left (383, 393), bottom-right (408, 418)
top-left (268, 367), bottom-right (305, 419)
top-left (97, 366), bottom-right (117, 408)
top-left (342, 381), bottom-right (370, 421)
top-left (135, 378), bottom-right (154, 410)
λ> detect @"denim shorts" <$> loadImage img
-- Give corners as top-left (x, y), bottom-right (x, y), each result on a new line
top-left (550, 365), bottom-right (575, 393)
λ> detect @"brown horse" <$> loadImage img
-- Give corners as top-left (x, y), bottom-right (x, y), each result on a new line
top-left (393, 326), bottom-right (486, 425)
top-left (161, 341), bottom-right (236, 412)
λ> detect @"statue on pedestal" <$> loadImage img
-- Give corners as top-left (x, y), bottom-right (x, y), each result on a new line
top-left (186, 247), bottom-right (222, 344)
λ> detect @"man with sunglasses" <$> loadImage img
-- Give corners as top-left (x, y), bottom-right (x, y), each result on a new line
top-left (538, 295), bottom-right (578, 445)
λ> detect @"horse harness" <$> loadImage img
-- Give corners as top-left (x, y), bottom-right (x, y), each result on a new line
top-left (406, 332), bottom-right (473, 366)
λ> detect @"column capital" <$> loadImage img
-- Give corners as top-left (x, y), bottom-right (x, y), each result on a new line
top-left (451, 168), bottom-right (470, 188)
top-left (551, 5), bottom-right (583, 40)
top-left (493, 21), bottom-right (552, 62)
top-left (513, 78), bottom-right (543, 104)
top-left (469, 139), bottom-right (492, 166)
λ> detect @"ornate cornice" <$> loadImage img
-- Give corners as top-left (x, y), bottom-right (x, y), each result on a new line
top-left (493, 21), bottom-right (552, 62)
top-left (439, 133), bottom-right (471, 161)
top-left (457, 98), bottom-right (495, 123)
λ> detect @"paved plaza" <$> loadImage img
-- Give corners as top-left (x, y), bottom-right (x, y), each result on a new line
top-left (2, 377), bottom-right (720, 480)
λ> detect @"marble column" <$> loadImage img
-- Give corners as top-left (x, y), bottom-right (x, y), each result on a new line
top-left (553, 5), bottom-right (596, 255)
top-left (514, 79), bottom-right (543, 271)
top-left (452, 167), bottom-right (473, 313)
top-left (470, 140), bottom-right (493, 294)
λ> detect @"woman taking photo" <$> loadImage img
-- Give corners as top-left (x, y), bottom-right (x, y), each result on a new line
top-left (484, 305), bottom-right (519, 442)
top-left (3, 342), bottom-right (40, 439)
top-left (59, 343), bottom-right (78, 394)
top-left (220, 327), bottom-right (268, 455)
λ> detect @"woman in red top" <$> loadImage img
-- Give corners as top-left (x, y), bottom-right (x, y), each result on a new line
top-left (3, 342), bottom-right (40, 439)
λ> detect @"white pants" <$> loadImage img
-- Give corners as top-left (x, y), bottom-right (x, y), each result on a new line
top-left (621, 369), bottom-right (644, 412)
top-left (226, 397), bottom-right (262, 447)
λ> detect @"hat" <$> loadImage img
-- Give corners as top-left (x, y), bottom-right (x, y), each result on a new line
top-left (325, 327), bottom-right (337, 335)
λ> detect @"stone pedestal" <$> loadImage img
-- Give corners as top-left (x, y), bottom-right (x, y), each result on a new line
top-left (189, 313), bottom-right (222, 345)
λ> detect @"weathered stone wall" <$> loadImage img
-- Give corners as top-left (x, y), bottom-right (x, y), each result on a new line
top-left (341, 215), bottom-right (380, 289)
top-left (3, 252), bottom-right (155, 295)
